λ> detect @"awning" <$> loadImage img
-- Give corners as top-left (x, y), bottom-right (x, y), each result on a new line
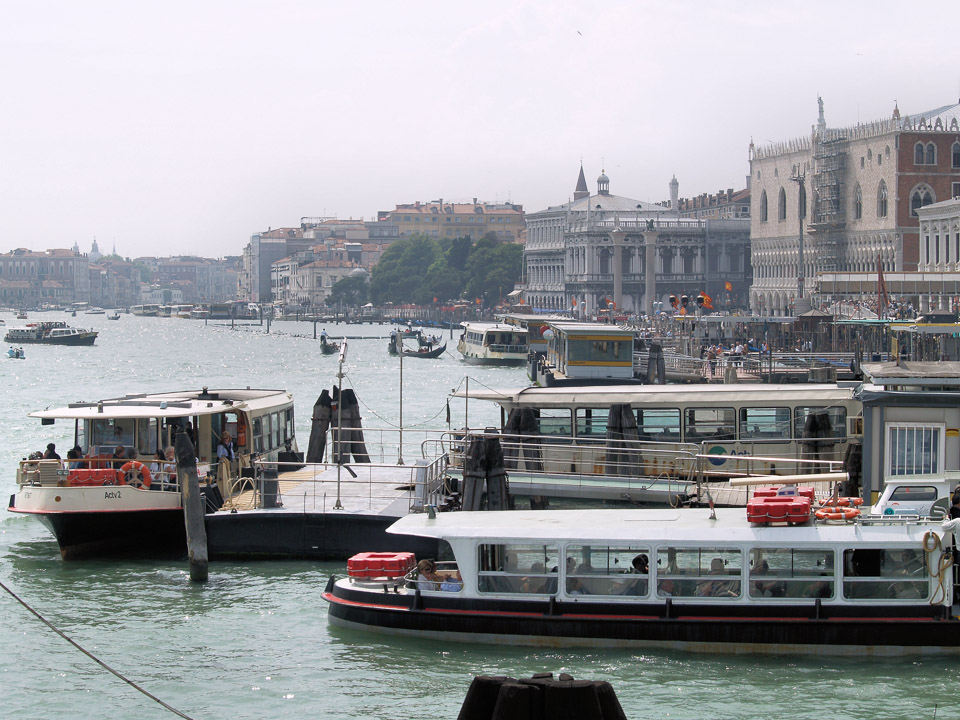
top-left (506, 290), bottom-right (522, 298)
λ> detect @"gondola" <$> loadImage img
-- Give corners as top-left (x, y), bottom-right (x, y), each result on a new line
top-left (320, 337), bottom-right (340, 354)
top-left (401, 342), bottom-right (446, 359)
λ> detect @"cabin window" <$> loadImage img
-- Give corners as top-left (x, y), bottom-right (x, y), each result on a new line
top-left (565, 545), bottom-right (650, 597)
top-left (636, 408), bottom-right (681, 441)
top-left (794, 406), bottom-right (848, 439)
top-left (842, 548), bottom-right (928, 600)
top-left (888, 485), bottom-right (938, 502)
top-left (684, 408), bottom-right (736, 442)
top-left (886, 423), bottom-right (944, 476)
top-left (748, 548), bottom-right (834, 599)
top-left (252, 417), bottom-right (263, 453)
top-left (477, 543), bottom-right (559, 594)
top-left (88, 418), bottom-right (134, 456)
top-left (136, 418), bottom-right (159, 456)
top-left (271, 412), bottom-right (281, 449)
top-left (567, 339), bottom-right (631, 364)
top-left (575, 408), bottom-right (612, 441)
top-left (284, 408), bottom-right (294, 444)
top-left (739, 407), bottom-right (791, 440)
top-left (535, 409), bottom-right (572, 441)
top-left (655, 547), bottom-right (742, 598)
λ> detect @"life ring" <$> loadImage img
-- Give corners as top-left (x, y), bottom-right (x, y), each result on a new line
top-left (119, 461), bottom-right (152, 489)
top-left (814, 507), bottom-right (860, 521)
top-left (817, 497), bottom-right (864, 507)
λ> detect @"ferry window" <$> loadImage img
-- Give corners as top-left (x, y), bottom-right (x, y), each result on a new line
top-left (271, 412), bottom-right (281, 448)
top-left (284, 408), bottom-right (294, 443)
top-left (636, 408), bottom-right (680, 441)
top-left (575, 408), bottom-right (612, 441)
top-left (565, 545), bottom-right (650, 597)
top-left (477, 543), bottom-right (559, 594)
top-left (795, 407), bottom-right (848, 439)
top-left (89, 419), bottom-right (134, 454)
top-left (748, 548), bottom-right (834, 599)
top-left (568, 339), bottom-right (630, 364)
top-left (888, 486), bottom-right (938, 502)
top-left (886, 424), bottom-right (943, 476)
top-left (684, 408), bottom-right (736, 442)
top-left (136, 418), bottom-right (159, 456)
top-left (655, 547), bottom-right (742, 598)
top-left (842, 548), bottom-right (928, 600)
top-left (535, 409), bottom-right (572, 440)
top-left (252, 417), bottom-right (263, 453)
top-left (739, 407), bottom-right (791, 440)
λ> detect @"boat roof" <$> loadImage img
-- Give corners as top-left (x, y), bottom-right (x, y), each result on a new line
top-left (460, 322), bottom-right (528, 334)
top-left (387, 507), bottom-right (941, 545)
top-left (548, 322), bottom-right (634, 337)
top-left (28, 388), bottom-right (293, 420)
top-left (453, 382), bottom-right (859, 405)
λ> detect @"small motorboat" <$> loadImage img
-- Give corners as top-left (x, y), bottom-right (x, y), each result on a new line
top-left (7, 347), bottom-right (25, 359)
top-left (108, 312), bottom-right (121, 320)
top-left (402, 343), bottom-right (446, 359)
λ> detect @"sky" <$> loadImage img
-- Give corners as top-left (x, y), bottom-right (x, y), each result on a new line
top-left (1, 0), bottom-right (958, 259)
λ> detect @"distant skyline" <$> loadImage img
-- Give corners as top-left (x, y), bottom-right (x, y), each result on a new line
top-left (2, 0), bottom-right (958, 258)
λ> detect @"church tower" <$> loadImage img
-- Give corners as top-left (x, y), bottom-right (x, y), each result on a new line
top-left (669, 175), bottom-right (679, 210)
top-left (574, 164), bottom-right (589, 201)
top-left (89, 238), bottom-right (101, 263)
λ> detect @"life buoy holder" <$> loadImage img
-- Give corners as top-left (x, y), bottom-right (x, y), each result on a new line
top-left (817, 497), bottom-right (864, 507)
top-left (119, 461), bottom-right (152, 489)
top-left (814, 507), bottom-right (860, 521)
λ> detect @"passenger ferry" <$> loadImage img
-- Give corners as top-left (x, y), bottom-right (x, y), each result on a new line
top-left (457, 322), bottom-right (528, 365)
top-left (4, 322), bottom-right (98, 346)
top-left (455, 382), bottom-right (861, 483)
top-left (130, 304), bottom-right (160, 317)
top-left (7, 387), bottom-right (298, 559)
top-left (324, 504), bottom-right (960, 654)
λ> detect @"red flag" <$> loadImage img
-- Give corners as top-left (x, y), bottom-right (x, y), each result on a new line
top-left (433, 297), bottom-right (438, 303)
top-left (724, 281), bottom-right (732, 292)
top-left (572, 298), bottom-right (577, 307)
top-left (475, 298), bottom-right (481, 304)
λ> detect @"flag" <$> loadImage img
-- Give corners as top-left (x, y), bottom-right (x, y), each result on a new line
top-left (433, 297), bottom-right (438, 303)
top-left (724, 281), bottom-right (732, 292)
top-left (475, 298), bottom-right (482, 304)
top-left (518, 297), bottom-right (524, 305)
top-left (572, 298), bottom-right (577, 306)
top-left (701, 291), bottom-right (714, 310)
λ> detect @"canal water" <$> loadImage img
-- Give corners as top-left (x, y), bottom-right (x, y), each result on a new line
top-left (0, 313), bottom-right (956, 720)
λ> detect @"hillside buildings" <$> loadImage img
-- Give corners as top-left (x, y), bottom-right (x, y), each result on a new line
top-left (521, 167), bottom-right (751, 316)
top-left (749, 100), bottom-right (960, 315)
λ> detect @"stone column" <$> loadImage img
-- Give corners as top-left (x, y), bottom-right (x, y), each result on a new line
top-left (610, 226), bottom-right (625, 312)
top-left (644, 229), bottom-right (658, 318)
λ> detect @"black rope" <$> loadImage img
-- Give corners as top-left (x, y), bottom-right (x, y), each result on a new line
top-left (0, 577), bottom-right (196, 720)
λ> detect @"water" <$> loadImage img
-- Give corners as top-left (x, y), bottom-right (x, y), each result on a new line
top-left (0, 313), bottom-right (957, 720)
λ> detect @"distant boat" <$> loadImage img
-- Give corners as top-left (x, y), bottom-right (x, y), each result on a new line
top-left (402, 343), bottom-right (446, 359)
top-left (4, 322), bottom-right (98, 346)
top-left (7, 347), bottom-right (25, 359)
top-left (320, 336), bottom-right (340, 355)
top-left (108, 312), bottom-right (121, 321)
top-left (85, 308), bottom-right (106, 315)
top-left (16, 311), bottom-right (27, 320)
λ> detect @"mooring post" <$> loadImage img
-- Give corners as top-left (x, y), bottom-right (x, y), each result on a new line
top-left (176, 430), bottom-right (208, 582)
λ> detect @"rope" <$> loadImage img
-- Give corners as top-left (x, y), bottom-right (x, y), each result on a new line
top-left (341, 374), bottom-right (450, 429)
top-left (0, 577), bottom-right (196, 720)
top-left (922, 530), bottom-right (954, 606)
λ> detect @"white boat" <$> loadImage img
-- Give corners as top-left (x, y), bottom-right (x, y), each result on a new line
top-left (7, 387), bottom-right (300, 559)
top-left (457, 322), bottom-right (528, 365)
top-left (325, 502), bottom-right (960, 654)
top-left (4, 322), bottom-right (98, 346)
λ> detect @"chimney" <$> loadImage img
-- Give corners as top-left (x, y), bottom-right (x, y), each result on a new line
top-left (473, 197), bottom-right (478, 205)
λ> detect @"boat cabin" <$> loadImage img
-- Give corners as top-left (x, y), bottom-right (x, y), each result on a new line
top-left (540, 322), bottom-right (635, 382)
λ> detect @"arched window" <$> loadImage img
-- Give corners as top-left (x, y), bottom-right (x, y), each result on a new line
top-left (778, 188), bottom-right (786, 221)
top-left (926, 142), bottom-right (936, 165)
top-left (877, 181), bottom-right (888, 218)
top-left (760, 190), bottom-right (768, 222)
top-left (915, 142), bottom-right (925, 164)
top-left (798, 183), bottom-right (807, 220)
top-left (599, 248), bottom-right (611, 275)
top-left (953, 141), bottom-right (960, 168)
top-left (911, 185), bottom-right (935, 216)
top-left (854, 185), bottom-right (863, 220)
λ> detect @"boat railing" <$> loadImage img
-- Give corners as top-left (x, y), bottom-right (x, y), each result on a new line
top-left (487, 343), bottom-right (527, 354)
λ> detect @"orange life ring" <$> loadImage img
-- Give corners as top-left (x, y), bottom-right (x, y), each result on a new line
top-left (818, 497), bottom-right (864, 507)
top-left (119, 461), bottom-right (152, 489)
top-left (814, 507), bottom-right (860, 521)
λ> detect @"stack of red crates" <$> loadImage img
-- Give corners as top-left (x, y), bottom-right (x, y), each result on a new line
top-left (746, 486), bottom-right (814, 524)
top-left (347, 551), bottom-right (416, 579)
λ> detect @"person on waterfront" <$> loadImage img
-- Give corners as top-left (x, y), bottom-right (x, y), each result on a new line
top-left (706, 346), bottom-right (716, 377)
top-left (161, 446), bottom-right (177, 489)
top-left (43, 443), bottom-right (61, 460)
top-left (950, 488), bottom-right (960, 520)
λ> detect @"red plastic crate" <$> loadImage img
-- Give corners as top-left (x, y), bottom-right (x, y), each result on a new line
top-left (747, 495), bottom-right (812, 524)
top-left (347, 551), bottom-right (416, 579)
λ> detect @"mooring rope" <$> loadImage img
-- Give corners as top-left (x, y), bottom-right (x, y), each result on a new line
top-left (0, 577), bottom-right (196, 720)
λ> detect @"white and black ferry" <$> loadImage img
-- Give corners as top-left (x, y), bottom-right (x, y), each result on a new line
top-left (325, 503), bottom-right (960, 655)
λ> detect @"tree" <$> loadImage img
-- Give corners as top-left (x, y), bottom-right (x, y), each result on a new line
top-left (464, 242), bottom-right (522, 307)
top-left (325, 275), bottom-right (368, 307)
top-left (370, 234), bottom-right (442, 304)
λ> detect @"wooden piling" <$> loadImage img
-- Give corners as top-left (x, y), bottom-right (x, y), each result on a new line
top-left (176, 431), bottom-right (208, 582)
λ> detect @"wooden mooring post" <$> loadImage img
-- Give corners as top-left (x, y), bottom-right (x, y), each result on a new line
top-left (176, 431), bottom-right (209, 582)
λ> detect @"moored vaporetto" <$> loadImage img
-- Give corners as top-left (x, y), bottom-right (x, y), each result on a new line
top-left (325, 504), bottom-right (960, 655)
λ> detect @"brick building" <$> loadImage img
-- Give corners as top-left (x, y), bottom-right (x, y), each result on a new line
top-left (378, 199), bottom-right (524, 243)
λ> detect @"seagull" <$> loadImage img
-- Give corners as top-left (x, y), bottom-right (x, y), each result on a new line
top-left (577, 30), bottom-right (582, 36)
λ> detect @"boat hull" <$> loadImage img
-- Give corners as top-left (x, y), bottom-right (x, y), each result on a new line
top-left (3, 333), bottom-right (97, 345)
top-left (37, 509), bottom-right (186, 560)
top-left (325, 581), bottom-right (960, 655)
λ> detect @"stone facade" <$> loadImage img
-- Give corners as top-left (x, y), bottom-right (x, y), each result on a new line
top-left (749, 100), bottom-right (960, 315)
top-left (522, 168), bottom-right (751, 315)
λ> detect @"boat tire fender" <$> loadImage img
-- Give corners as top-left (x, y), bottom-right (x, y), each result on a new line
top-left (119, 461), bottom-right (152, 489)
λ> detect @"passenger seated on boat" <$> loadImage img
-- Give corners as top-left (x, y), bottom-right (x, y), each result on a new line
top-left (417, 559), bottom-right (443, 591)
top-left (111, 445), bottom-right (128, 469)
top-left (66, 447), bottom-right (84, 470)
top-left (521, 562), bottom-right (548, 593)
top-left (750, 560), bottom-right (783, 598)
top-left (440, 571), bottom-right (463, 592)
top-left (696, 558), bottom-right (738, 597)
top-left (623, 554), bottom-right (649, 596)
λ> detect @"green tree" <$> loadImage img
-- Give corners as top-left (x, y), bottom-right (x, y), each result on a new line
top-left (463, 242), bottom-right (522, 306)
top-left (325, 275), bottom-right (368, 307)
top-left (414, 257), bottom-right (462, 305)
top-left (370, 234), bottom-right (442, 304)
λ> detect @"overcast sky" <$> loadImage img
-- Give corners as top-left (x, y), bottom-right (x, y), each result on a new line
top-left (1, 1), bottom-right (957, 259)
